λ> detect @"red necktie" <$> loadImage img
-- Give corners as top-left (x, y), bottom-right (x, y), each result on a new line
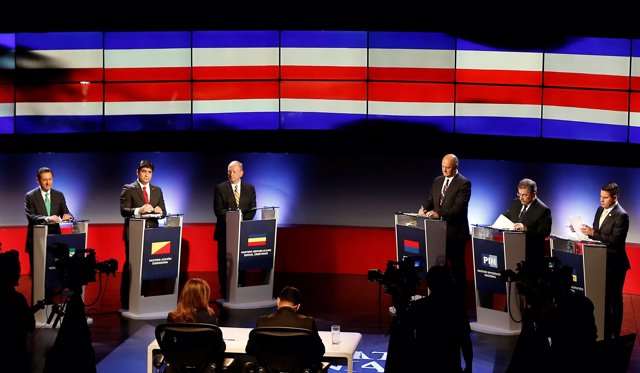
top-left (143, 186), bottom-right (150, 204)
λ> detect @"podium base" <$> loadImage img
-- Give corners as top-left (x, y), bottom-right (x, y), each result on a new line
top-left (470, 321), bottom-right (521, 336)
top-left (217, 299), bottom-right (276, 327)
top-left (120, 310), bottom-right (168, 320)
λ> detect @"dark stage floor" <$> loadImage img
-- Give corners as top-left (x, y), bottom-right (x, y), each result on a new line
top-left (19, 272), bottom-right (640, 372)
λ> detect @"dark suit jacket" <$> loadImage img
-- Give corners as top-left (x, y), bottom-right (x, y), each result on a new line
top-left (24, 187), bottom-right (72, 254)
top-left (213, 180), bottom-right (257, 241)
top-left (503, 197), bottom-right (552, 262)
top-left (590, 203), bottom-right (630, 271)
top-left (248, 307), bottom-right (325, 361)
top-left (119, 180), bottom-right (167, 241)
top-left (423, 173), bottom-right (472, 242)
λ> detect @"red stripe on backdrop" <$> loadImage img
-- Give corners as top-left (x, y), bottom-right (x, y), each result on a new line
top-left (456, 84), bottom-right (542, 105)
top-left (281, 81), bottom-right (366, 101)
top-left (544, 71), bottom-right (630, 90)
top-left (281, 66), bottom-right (367, 80)
top-left (456, 69), bottom-right (543, 86)
top-left (104, 82), bottom-right (191, 101)
top-left (543, 87), bottom-right (629, 111)
top-left (368, 82), bottom-right (454, 102)
top-left (369, 67), bottom-right (455, 82)
top-left (629, 92), bottom-right (640, 112)
top-left (193, 81), bottom-right (279, 100)
top-left (632, 76), bottom-right (640, 91)
top-left (105, 67), bottom-right (191, 82)
top-left (0, 86), bottom-right (14, 102)
top-left (193, 66), bottom-right (279, 80)
top-left (16, 83), bottom-right (104, 102)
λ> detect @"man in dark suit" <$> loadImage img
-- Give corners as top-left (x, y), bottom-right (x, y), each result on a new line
top-left (419, 153), bottom-right (472, 301)
top-left (119, 160), bottom-right (166, 310)
top-left (503, 178), bottom-right (552, 267)
top-left (246, 286), bottom-right (325, 364)
top-left (213, 160), bottom-right (256, 300)
top-left (580, 182), bottom-right (630, 339)
top-left (24, 167), bottom-right (73, 277)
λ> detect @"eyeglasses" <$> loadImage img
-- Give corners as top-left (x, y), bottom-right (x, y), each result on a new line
top-left (516, 193), bottom-right (532, 198)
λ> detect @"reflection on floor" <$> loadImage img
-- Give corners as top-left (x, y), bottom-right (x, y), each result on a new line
top-left (20, 272), bottom-right (640, 373)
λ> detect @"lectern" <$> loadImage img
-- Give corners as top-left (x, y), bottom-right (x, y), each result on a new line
top-left (33, 220), bottom-right (88, 327)
top-left (394, 212), bottom-right (446, 269)
top-left (122, 215), bottom-right (183, 320)
top-left (223, 207), bottom-right (279, 311)
top-left (550, 236), bottom-right (607, 341)
top-left (470, 225), bottom-right (525, 336)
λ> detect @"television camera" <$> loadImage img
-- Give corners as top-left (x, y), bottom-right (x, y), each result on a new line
top-left (368, 255), bottom-right (426, 316)
top-left (49, 243), bottom-right (118, 290)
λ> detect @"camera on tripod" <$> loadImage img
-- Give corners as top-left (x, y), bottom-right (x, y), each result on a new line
top-left (499, 256), bottom-right (570, 307)
top-left (368, 255), bottom-right (426, 310)
top-left (49, 242), bottom-right (118, 289)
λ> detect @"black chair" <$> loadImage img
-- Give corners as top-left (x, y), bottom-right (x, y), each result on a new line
top-left (153, 323), bottom-right (235, 373)
top-left (243, 326), bottom-right (329, 373)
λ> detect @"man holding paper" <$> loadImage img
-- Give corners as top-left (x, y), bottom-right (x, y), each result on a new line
top-left (579, 182), bottom-right (629, 339)
top-left (502, 178), bottom-right (552, 267)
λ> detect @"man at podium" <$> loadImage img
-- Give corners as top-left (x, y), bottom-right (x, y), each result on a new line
top-left (213, 160), bottom-right (256, 300)
top-left (24, 166), bottom-right (74, 277)
top-left (119, 159), bottom-right (167, 310)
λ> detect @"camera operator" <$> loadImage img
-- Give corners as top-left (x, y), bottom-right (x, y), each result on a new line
top-left (407, 265), bottom-right (473, 373)
top-left (505, 259), bottom-right (597, 373)
top-left (0, 246), bottom-right (36, 373)
top-left (368, 256), bottom-right (425, 373)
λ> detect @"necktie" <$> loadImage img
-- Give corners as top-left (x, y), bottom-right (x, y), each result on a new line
top-left (599, 209), bottom-right (608, 228)
top-left (518, 205), bottom-right (528, 223)
top-left (142, 186), bottom-right (150, 204)
top-left (234, 185), bottom-right (240, 207)
top-left (44, 191), bottom-right (51, 216)
top-left (439, 178), bottom-right (450, 207)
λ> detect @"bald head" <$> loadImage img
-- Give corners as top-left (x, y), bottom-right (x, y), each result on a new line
top-left (441, 154), bottom-right (459, 178)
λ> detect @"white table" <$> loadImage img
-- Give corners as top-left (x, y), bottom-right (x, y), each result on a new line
top-left (148, 326), bottom-right (362, 373)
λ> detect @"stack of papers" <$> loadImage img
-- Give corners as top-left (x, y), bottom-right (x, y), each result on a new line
top-left (490, 214), bottom-right (516, 230)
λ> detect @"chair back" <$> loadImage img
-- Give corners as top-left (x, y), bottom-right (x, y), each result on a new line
top-left (155, 323), bottom-right (226, 373)
top-left (245, 326), bottom-right (323, 373)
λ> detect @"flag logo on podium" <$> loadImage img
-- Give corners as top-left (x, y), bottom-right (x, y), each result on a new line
top-left (151, 241), bottom-right (171, 255)
top-left (403, 239), bottom-right (420, 254)
top-left (248, 234), bottom-right (267, 247)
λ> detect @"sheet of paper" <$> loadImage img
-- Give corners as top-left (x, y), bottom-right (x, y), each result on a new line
top-left (490, 214), bottom-right (515, 230)
top-left (569, 215), bottom-right (590, 241)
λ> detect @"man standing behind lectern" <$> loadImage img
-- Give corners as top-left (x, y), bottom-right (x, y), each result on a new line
top-left (25, 167), bottom-right (73, 281)
top-left (214, 160), bottom-right (256, 300)
top-left (119, 160), bottom-right (166, 310)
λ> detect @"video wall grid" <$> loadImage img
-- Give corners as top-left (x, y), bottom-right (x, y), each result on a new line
top-left (1, 31), bottom-right (640, 143)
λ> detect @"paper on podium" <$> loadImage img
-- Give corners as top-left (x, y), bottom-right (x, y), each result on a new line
top-left (569, 216), bottom-right (591, 241)
top-left (141, 213), bottom-right (162, 218)
top-left (490, 214), bottom-right (516, 230)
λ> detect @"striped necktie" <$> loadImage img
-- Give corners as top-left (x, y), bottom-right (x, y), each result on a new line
top-left (439, 178), bottom-right (450, 207)
top-left (234, 185), bottom-right (240, 207)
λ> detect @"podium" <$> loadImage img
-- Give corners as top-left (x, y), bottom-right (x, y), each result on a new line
top-left (550, 236), bottom-right (607, 341)
top-left (222, 207), bottom-right (279, 311)
top-left (470, 225), bottom-right (525, 336)
top-left (122, 215), bottom-right (183, 320)
top-left (394, 212), bottom-right (446, 269)
top-left (33, 220), bottom-right (89, 327)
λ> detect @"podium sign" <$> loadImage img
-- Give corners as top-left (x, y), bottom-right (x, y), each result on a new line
top-left (394, 213), bottom-right (446, 269)
top-left (551, 236), bottom-right (607, 341)
top-left (224, 207), bottom-right (279, 310)
top-left (122, 215), bottom-right (183, 320)
top-left (471, 225), bottom-right (525, 336)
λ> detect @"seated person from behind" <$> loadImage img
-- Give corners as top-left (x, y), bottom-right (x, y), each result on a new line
top-left (247, 286), bottom-right (325, 363)
top-left (167, 278), bottom-right (219, 325)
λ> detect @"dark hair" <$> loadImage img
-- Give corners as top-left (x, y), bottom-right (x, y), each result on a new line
top-left (37, 167), bottom-right (52, 179)
top-left (601, 182), bottom-right (619, 198)
top-left (278, 285), bottom-right (301, 305)
top-left (518, 178), bottom-right (537, 194)
top-left (426, 265), bottom-right (454, 292)
top-left (137, 160), bottom-right (154, 172)
top-left (0, 248), bottom-right (21, 287)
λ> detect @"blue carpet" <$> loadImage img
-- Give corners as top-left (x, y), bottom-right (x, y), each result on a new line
top-left (96, 324), bottom-right (390, 373)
